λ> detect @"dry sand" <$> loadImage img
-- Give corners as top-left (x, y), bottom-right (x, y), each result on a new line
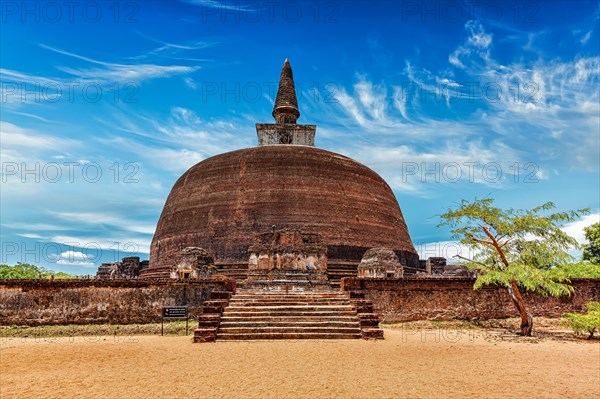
top-left (1, 329), bottom-right (598, 399)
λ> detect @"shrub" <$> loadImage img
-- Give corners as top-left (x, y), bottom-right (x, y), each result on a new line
top-left (562, 302), bottom-right (600, 339)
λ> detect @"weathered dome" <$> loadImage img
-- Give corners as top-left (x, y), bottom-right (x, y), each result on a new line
top-left (142, 59), bottom-right (419, 280)
top-left (144, 145), bottom-right (418, 277)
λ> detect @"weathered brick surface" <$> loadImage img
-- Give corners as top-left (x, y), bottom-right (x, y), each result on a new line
top-left (147, 145), bottom-right (418, 275)
top-left (193, 327), bottom-right (217, 342)
top-left (0, 279), bottom-right (234, 326)
top-left (341, 277), bottom-right (600, 322)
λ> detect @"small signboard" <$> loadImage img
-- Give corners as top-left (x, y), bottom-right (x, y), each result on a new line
top-left (161, 306), bottom-right (189, 336)
top-left (163, 306), bottom-right (188, 318)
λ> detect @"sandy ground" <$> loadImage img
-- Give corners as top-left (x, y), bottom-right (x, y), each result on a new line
top-left (1, 329), bottom-right (598, 399)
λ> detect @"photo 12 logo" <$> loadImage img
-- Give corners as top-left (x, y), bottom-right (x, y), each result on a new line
top-left (1, 161), bottom-right (140, 184)
top-left (401, 162), bottom-right (541, 184)
top-left (2, 81), bottom-right (139, 104)
top-left (198, 1), bottom-right (340, 24)
top-left (1, 241), bottom-right (141, 265)
top-left (399, 1), bottom-right (540, 24)
top-left (1, 1), bottom-right (140, 24)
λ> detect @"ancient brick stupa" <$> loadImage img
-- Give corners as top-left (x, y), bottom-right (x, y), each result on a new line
top-left (141, 59), bottom-right (419, 285)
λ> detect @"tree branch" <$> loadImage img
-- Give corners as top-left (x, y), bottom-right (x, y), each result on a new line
top-left (468, 237), bottom-right (494, 246)
top-left (453, 255), bottom-right (488, 268)
top-left (481, 225), bottom-right (510, 268)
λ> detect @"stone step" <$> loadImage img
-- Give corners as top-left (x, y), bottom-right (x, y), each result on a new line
top-left (220, 315), bottom-right (359, 323)
top-left (222, 310), bottom-right (357, 317)
top-left (218, 326), bottom-right (361, 334)
top-left (232, 296), bottom-right (345, 300)
top-left (193, 327), bottom-right (218, 343)
top-left (234, 292), bottom-right (343, 295)
top-left (243, 280), bottom-right (328, 285)
top-left (362, 328), bottom-right (385, 340)
top-left (219, 321), bottom-right (360, 328)
top-left (217, 332), bottom-right (362, 340)
top-left (216, 265), bottom-right (249, 270)
top-left (224, 305), bottom-right (355, 312)
top-left (209, 291), bottom-right (232, 300)
top-left (228, 300), bottom-right (350, 306)
top-left (231, 293), bottom-right (348, 300)
top-left (237, 284), bottom-right (333, 291)
top-left (230, 296), bottom-right (348, 300)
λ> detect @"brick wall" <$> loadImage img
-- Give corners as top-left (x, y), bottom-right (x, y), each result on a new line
top-left (341, 277), bottom-right (600, 323)
top-left (0, 279), bottom-right (235, 326)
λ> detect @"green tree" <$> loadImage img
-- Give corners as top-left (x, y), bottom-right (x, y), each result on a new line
top-left (439, 198), bottom-right (589, 336)
top-left (582, 222), bottom-right (600, 264)
top-left (0, 263), bottom-right (77, 279)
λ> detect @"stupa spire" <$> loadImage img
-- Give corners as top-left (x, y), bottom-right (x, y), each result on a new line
top-left (272, 58), bottom-right (300, 124)
top-left (256, 59), bottom-right (316, 146)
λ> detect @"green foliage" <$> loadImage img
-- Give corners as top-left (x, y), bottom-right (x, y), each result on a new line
top-left (439, 198), bottom-right (590, 297)
top-left (582, 222), bottom-right (600, 264)
top-left (0, 263), bottom-right (77, 279)
top-left (563, 302), bottom-right (600, 339)
top-left (52, 272), bottom-right (77, 279)
top-left (548, 262), bottom-right (600, 279)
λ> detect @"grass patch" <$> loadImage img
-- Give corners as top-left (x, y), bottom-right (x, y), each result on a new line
top-left (0, 321), bottom-right (194, 338)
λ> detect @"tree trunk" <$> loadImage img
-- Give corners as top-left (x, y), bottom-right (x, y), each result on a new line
top-left (507, 279), bottom-right (533, 336)
top-left (587, 329), bottom-right (595, 340)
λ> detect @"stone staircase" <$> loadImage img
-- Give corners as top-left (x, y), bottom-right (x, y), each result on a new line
top-left (326, 261), bottom-right (359, 287)
top-left (194, 289), bottom-right (383, 342)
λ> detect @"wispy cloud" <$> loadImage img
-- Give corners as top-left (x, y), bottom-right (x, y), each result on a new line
top-left (96, 106), bottom-right (254, 173)
top-left (180, 0), bottom-right (250, 11)
top-left (134, 31), bottom-right (215, 55)
top-left (40, 44), bottom-right (199, 83)
top-left (316, 19), bottom-right (599, 197)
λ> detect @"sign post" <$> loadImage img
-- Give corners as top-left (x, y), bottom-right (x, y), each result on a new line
top-left (161, 306), bottom-right (189, 336)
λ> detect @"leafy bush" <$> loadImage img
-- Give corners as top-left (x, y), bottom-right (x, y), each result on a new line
top-left (548, 262), bottom-right (600, 279)
top-left (563, 302), bottom-right (600, 339)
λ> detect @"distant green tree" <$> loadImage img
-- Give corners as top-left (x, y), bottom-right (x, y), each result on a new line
top-left (440, 198), bottom-right (589, 336)
top-left (582, 222), bottom-right (600, 264)
top-left (53, 271), bottom-right (77, 279)
top-left (563, 302), bottom-right (600, 339)
top-left (0, 263), bottom-right (77, 279)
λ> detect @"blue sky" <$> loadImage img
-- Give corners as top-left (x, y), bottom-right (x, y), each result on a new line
top-left (1, 0), bottom-right (599, 274)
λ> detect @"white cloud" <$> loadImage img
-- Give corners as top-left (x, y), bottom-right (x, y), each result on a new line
top-left (50, 234), bottom-right (150, 256)
top-left (180, 0), bottom-right (249, 11)
top-left (334, 88), bottom-right (367, 126)
top-left (0, 121), bottom-right (78, 152)
top-left (50, 211), bottom-right (120, 225)
top-left (328, 20), bottom-right (600, 181)
top-left (184, 77), bottom-right (198, 89)
top-left (98, 106), bottom-right (252, 172)
top-left (580, 30), bottom-right (592, 44)
top-left (17, 233), bottom-right (43, 239)
top-left (54, 250), bottom-right (95, 267)
top-left (562, 212), bottom-right (600, 247)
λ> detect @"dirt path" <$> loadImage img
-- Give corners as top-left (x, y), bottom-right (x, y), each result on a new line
top-left (1, 329), bottom-right (598, 399)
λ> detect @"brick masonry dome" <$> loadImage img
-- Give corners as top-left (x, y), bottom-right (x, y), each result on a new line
top-left (144, 145), bottom-right (418, 277)
top-left (142, 59), bottom-right (419, 279)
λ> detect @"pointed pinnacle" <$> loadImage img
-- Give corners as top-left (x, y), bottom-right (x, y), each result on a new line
top-left (272, 58), bottom-right (300, 124)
